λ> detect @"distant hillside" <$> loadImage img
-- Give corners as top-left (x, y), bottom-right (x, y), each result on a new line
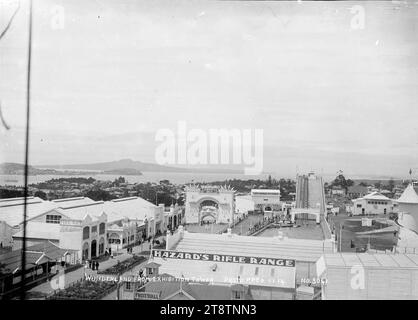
top-left (0, 162), bottom-right (51, 175)
top-left (0, 162), bottom-right (96, 176)
top-left (36, 159), bottom-right (242, 174)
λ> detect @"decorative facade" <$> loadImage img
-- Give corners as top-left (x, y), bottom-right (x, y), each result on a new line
top-left (185, 185), bottom-right (235, 225)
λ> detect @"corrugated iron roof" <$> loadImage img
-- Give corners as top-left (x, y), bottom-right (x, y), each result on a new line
top-left (323, 252), bottom-right (418, 269)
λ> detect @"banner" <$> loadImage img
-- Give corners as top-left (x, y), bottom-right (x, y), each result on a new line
top-left (152, 249), bottom-right (296, 267)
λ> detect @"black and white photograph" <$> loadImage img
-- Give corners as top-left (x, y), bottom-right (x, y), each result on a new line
top-left (0, 0), bottom-right (418, 304)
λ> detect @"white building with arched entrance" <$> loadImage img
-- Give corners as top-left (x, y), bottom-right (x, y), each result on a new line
top-left (59, 212), bottom-right (108, 262)
top-left (185, 185), bottom-right (235, 225)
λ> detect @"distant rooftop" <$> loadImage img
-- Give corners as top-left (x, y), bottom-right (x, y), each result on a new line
top-left (397, 184), bottom-right (418, 204)
top-left (13, 222), bottom-right (61, 240)
top-left (323, 252), bottom-right (418, 269)
top-left (362, 192), bottom-right (391, 201)
top-left (257, 222), bottom-right (325, 241)
top-left (251, 189), bottom-right (280, 195)
top-left (0, 241), bottom-right (75, 273)
top-left (52, 197), bottom-right (97, 208)
top-left (173, 231), bottom-right (334, 263)
top-left (0, 196), bottom-right (44, 208)
top-left (138, 277), bottom-right (251, 300)
top-left (0, 197), bottom-right (58, 226)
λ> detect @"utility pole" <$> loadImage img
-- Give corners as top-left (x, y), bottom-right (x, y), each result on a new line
top-left (20, 0), bottom-right (33, 301)
top-left (116, 274), bottom-right (121, 300)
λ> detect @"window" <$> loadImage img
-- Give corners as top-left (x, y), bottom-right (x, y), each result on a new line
top-left (83, 226), bottom-right (90, 240)
top-left (99, 223), bottom-right (105, 235)
top-left (92, 226), bottom-right (97, 233)
top-left (46, 215), bottom-right (61, 224)
top-left (356, 204), bottom-right (362, 208)
top-left (233, 290), bottom-right (243, 300)
top-left (239, 266), bottom-right (244, 275)
top-left (271, 268), bottom-right (275, 277)
top-left (254, 267), bottom-right (259, 276)
top-left (125, 282), bottom-right (132, 290)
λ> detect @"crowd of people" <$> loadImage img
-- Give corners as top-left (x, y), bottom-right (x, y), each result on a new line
top-left (247, 213), bottom-right (291, 235)
top-left (85, 259), bottom-right (100, 271)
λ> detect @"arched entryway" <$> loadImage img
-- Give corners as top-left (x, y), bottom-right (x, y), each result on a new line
top-left (199, 199), bottom-right (219, 224)
top-left (91, 240), bottom-right (97, 258)
top-left (82, 242), bottom-right (89, 261)
top-left (202, 214), bottom-right (216, 223)
top-left (99, 237), bottom-right (105, 256)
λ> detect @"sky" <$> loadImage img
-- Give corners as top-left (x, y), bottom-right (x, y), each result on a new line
top-left (0, 0), bottom-right (417, 179)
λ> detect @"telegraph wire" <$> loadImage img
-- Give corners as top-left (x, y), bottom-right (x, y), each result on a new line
top-left (0, 0), bottom-right (20, 41)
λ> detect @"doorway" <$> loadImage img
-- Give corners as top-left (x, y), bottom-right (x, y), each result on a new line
top-left (91, 240), bottom-right (97, 258)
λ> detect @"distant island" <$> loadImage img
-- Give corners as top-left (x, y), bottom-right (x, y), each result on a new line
top-left (34, 158), bottom-right (243, 174)
top-left (0, 162), bottom-right (142, 176)
top-left (1, 159), bottom-right (243, 176)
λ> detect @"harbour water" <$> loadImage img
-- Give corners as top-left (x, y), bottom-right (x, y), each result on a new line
top-left (0, 172), bottom-right (270, 187)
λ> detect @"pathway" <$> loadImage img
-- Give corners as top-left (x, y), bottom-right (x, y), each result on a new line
top-left (28, 243), bottom-right (154, 297)
top-left (231, 214), bottom-right (264, 235)
top-left (101, 259), bottom-right (150, 300)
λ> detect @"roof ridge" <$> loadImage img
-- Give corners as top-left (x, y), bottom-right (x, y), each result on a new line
top-left (397, 184), bottom-right (418, 204)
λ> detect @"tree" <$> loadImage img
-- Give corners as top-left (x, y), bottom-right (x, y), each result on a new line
top-left (346, 179), bottom-right (354, 188)
top-left (387, 178), bottom-right (395, 192)
top-left (112, 176), bottom-right (125, 187)
top-left (0, 189), bottom-right (24, 198)
top-left (85, 189), bottom-right (114, 201)
top-left (267, 175), bottom-right (272, 188)
top-left (331, 172), bottom-right (352, 194)
top-left (34, 190), bottom-right (47, 200)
